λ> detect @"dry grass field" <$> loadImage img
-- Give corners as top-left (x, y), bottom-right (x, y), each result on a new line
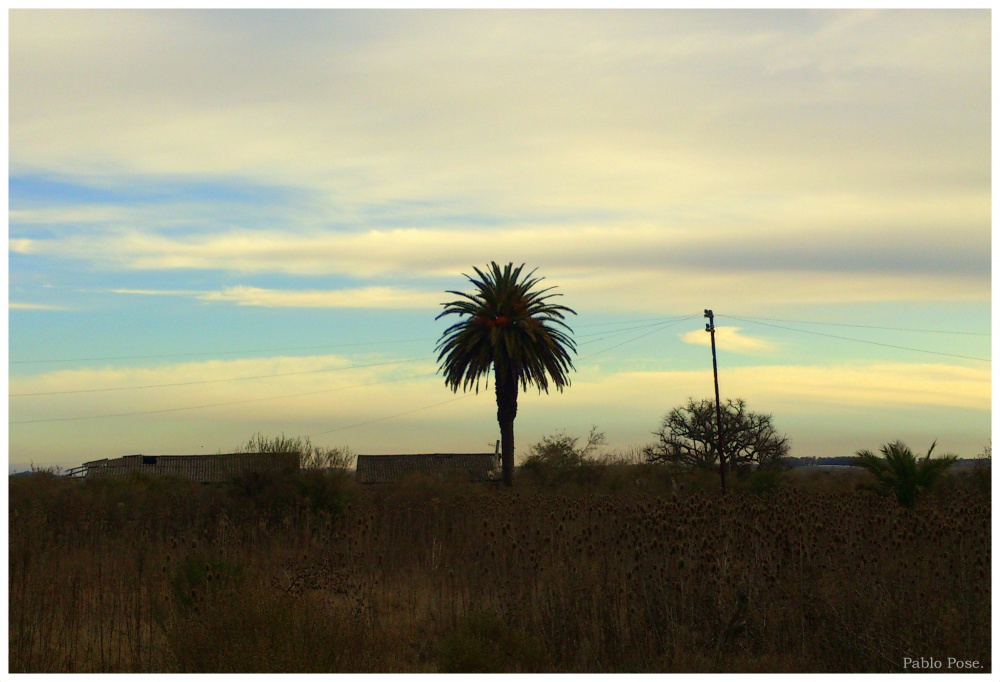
top-left (8, 463), bottom-right (991, 673)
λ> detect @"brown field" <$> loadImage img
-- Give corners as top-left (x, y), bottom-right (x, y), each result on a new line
top-left (8, 464), bottom-right (991, 673)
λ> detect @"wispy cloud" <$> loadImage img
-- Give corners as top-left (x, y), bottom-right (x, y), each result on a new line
top-left (9, 357), bottom-right (988, 462)
top-left (532, 362), bottom-right (991, 414)
top-left (196, 285), bottom-right (442, 309)
top-left (8, 353), bottom-right (437, 418)
top-left (108, 285), bottom-right (442, 309)
top-left (12, 221), bottom-right (989, 310)
top-left (739, 362), bottom-right (991, 413)
top-left (679, 326), bottom-right (776, 355)
top-left (10, 205), bottom-right (134, 226)
top-left (9, 302), bottom-right (70, 311)
top-left (111, 288), bottom-right (201, 296)
top-left (9, 11), bottom-right (988, 216)
top-left (9, 172), bottom-right (299, 208)
top-left (8, 11), bottom-right (990, 314)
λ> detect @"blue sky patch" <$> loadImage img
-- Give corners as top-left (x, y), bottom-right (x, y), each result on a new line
top-left (9, 172), bottom-right (304, 210)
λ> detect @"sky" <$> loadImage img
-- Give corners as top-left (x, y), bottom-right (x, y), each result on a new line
top-left (7, 8), bottom-right (992, 471)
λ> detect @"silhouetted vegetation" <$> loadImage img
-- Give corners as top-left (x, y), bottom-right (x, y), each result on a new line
top-left (519, 426), bottom-right (607, 487)
top-left (436, 262), bottom-right (577, 486)
top-left (235, 432), bottom-right (355, 470)
top-left (852, 440), bottom-right (958, 507)
top-left (971, 440), bottom-right (991, 495)
top-left (644, 398), bottom-right (790, 476)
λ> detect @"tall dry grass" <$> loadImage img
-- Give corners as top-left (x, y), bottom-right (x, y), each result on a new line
top-left (9, 465), bottom-right (990, 672)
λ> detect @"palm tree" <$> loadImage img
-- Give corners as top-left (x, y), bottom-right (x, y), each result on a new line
top-left (853, 440), bottom-right (958, 507)
top-left (436, 262), bottom-right (577, 487)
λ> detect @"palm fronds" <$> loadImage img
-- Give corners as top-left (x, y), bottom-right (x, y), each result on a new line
top-left (435, 262), bottom-right (577, 486)
top-left (853, 440), bottom-right (958, 507)
top-left (436, 262), bottom-right (576, 393)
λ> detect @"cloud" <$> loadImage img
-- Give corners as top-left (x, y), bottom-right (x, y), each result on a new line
top-left (8, 353), bottom-right (440, 422)
top-left (108, 285), bottom-right (442, 309)
top-left (10, 218), bottom-right (989, 310)
top-left (9, 239), bottom-right (36, 254)
top-left (196, 285), bottom-right (442, 309)
top-left (742, 362), bottom-right (991, 413)
top-left (679, 326), bottom-right (776, 355)
top-left (10, 205), bottom-right (134, 226)
top-left (9, 354), bottom-right (988, 465)
top-left (9, 11), bottom-right (988, 217)
top-left (8, 11), bottom-right (989, 316)
top-left (537, 361), bottom-right (991, 415)
top-left (111, 288), bottom-right (200, 297)
top-left (9, 302), bottom-right (69, 311)
top-left (9, 172), bottom-right (298, 209)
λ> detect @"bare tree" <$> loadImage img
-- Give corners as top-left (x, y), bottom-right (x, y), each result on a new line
top-left (644, 398), bottom-right (789, 475)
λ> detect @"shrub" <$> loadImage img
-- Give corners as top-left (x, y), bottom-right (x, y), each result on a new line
top-left (225, 468), bottom-right (352, 523)
top-left (971, 440), bottom-right (991, 495)
top-left (291, 469), bottom-right (353, 519)
top-left (375, 468), bottom-right (493, 509)
top-left (438, 610), bottom-right (545, 673)
top-left (169, 553), bottom-right (245, 610)
top-left (526, 427), bottom-right (602, 465)
top-left (745, 467), bottom-right (785, 496)
top-left (519, 427), bottom-right (605, 487)
top-left (236, 433), bottom-right (355, 471)
top-left (161, 589), bottom-right (367, 673)
top-left (852, 440), bottom-right (958, 507)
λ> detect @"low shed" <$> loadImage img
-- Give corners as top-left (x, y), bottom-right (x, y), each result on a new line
top-left (355, 453), bottom-right (500, 484)
top-left (81, 452), bottom-right (299, 483)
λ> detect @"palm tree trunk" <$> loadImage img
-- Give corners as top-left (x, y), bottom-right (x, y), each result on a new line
top-left (495, 368), bottom-right (519, 487)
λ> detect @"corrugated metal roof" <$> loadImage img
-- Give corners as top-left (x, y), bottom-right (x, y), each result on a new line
top-left (355, 453), bottom-right (500, 484)
top-left (81, 452), bottom-right (299, 483)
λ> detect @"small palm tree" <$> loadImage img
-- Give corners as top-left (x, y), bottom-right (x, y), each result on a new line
top-left (853, 440), bottom-right (958, 507)
top-left (436, 262), bottom-right (577, 487)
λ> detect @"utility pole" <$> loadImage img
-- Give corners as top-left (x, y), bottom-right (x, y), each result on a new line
top-left (705, 309), bottom-right (726, 494)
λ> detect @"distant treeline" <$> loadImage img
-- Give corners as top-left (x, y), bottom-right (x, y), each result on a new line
top-left (785, 457), bottom-right (857, 467)
top-left (786, 456), bottom-right (983, 468)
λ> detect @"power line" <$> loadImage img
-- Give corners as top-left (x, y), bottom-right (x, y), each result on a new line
top-left (575, 318), bottom-right (694, 345)
top-left (10, 315), bottom-right (697, 426)
top-left (10, 319), bottom-right (689, 397)
top-left (12, 318), bottom-right (699, 399)
top-left (578, 315), bottom-right (699, 360)
top-left (727, 315), bottom-right (990, 363)
top-left (573, 314), bottom-right (699, 329)
top-left (9, 315), bottom-right (697, 366)
top-left (10, 357), bottom-right (428, 397)
top-left (9, 372), bottom-right (438, 425)
top-left (13, 307), bottom-right (984, 429)
top-left (307, 316), bottom-right (696, 437)
top-left (718, 314), bottom-right (989, 337)
top-left (305, 318), bottom-right (698, 436)
top-left (8, 337), bottom-right (436, 365)
top-left (307, 394), bottom-right (473, 437)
